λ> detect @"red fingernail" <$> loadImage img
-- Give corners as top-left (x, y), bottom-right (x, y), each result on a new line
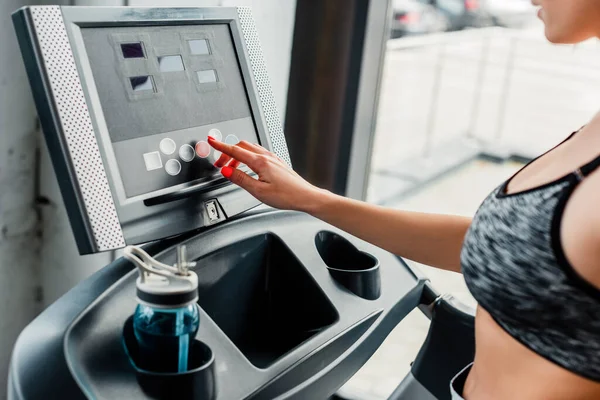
top-left (221, 166), bottom-right (233, 178)
top-left (207, 135), bottom-right (215, 141)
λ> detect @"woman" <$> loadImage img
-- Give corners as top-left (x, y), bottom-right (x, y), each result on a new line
top-left (208, 1), bottom-right (600, 398)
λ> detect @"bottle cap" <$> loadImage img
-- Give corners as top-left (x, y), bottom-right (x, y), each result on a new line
top-left (124, 245), bottom-right (199, 309)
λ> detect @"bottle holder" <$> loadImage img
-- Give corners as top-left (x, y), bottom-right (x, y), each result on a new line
top-left (122, 317), bottom-right (216, 400)
top-left (315, 231), bottom-right (381, 300)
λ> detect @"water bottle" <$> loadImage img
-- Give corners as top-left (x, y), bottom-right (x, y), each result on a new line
top-left (125, 245), bottom-right (200, 373)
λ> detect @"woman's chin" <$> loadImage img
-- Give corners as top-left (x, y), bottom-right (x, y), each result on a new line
top-left (544, 31), bottom-right (563, 44)
top-left (542, 23), bottom-right (594, 45)
top-left (545, 31), bottom-right (589, 45)
top-left (543, 27), bottom-right (575, 45)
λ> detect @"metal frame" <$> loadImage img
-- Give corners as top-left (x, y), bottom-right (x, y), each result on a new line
top-left (344, 0), bottom-right (392, 200)
top-left (284, 0), bottom-right (391, 200)
top-left (391, 292), bottom-right (476, 400)
top-left (13, 5), bottom-right (288, 254)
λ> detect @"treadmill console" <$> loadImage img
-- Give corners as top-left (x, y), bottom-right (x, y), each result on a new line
top-left (13, 6), bottom-right (290, 254)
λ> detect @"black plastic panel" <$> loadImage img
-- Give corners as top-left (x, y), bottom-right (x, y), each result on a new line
top-left (249, 311), bottom-right (381, 400)
top-left (196, 234), bottom-right (338, 368)
top-left (10, 210), bottom-right (426, 400)
top-left (316, 231), bottom-right (381, 300)
top-left (411, 297), bottom-right (476, 400)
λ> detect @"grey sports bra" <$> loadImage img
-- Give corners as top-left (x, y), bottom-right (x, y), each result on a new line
top-left (460, 130), bottom-right (600, 381)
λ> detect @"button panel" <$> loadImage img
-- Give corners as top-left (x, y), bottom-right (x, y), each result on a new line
top-left (165, 159), bottom-right (181, 176)
top-left (159, 138), bottom-right (176, 155)
top-left (179, 144), bottom-right (195, 162)
top-left (225, 134), bottom-right (239, 145)
top-left (143, 151), bottom-right (163, 171)
top-left (208, 128), bottom-right (222, 142)
top-left (112, 116), bottom-right (258, 198)
top-left (139, 127), bottom-right (246, 180)
top-left (195, 141), bottom-right (211, 158)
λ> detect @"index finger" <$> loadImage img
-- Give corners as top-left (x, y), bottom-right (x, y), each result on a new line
top-left (208, 137), bottom-right (258, 167)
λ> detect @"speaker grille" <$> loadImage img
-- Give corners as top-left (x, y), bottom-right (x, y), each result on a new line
top-left (31, 6), bottom-right (125, 251)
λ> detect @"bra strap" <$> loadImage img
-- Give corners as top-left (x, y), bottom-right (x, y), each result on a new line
top-left (579, 155), bottom-right (600, 178)
top-left (569, 125), bottom-right (600, 180)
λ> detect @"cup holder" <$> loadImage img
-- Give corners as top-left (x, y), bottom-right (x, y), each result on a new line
top-left (122, 317), bottom-right (216, 400)
top-left (316, 231), bottom-right (381, 300)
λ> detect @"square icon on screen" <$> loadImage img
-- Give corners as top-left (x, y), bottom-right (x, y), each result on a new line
top-left (197, 69), bottom-right (218, 84)
top-left (158, 55), bottom-right (185, 72)
top-left (130, 75), bottom-right (155, 92)
top-left (189, 39), bottom-right (210, 55)
top-left (121, 42), bottom-right (145, 59)
top-left (143, 151), bottom-right (163, 171)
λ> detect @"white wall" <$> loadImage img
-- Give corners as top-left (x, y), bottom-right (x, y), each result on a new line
top-left (0, 0), bottom-right (75, 396)
top-left (0, 1), bottom-right (43, 396)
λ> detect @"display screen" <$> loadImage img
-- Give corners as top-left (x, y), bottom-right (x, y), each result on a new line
top-left (158, 55), bottom-right (185, 72)
top-left (130, 75), bottom-right (154, 92)
top-left (188, 39), bottom-right (210, 55)
top-left (121, 42), bottom-right (145, 58)
top-left (81, 24), bottom-right (260, 198)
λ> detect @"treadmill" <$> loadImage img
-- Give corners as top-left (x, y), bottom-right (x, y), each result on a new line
top-left (10, 6), bottom-right (476, 400)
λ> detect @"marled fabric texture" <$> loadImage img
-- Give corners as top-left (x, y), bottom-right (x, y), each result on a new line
top-left (461, 175), bottom-right (600, 381)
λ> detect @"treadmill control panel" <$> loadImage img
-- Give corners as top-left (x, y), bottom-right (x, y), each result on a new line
top-left (80, 24), bottom-right (259, 199)
top-left (13, 6), bottom-right (290, 254)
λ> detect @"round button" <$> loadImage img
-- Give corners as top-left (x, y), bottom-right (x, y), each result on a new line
top-left (179, 144), bottom-right (195, 162)
top-left (195, 141), bottom-right (211, 158)
top-left (165, 159), bottom-right (181, 176)
top-left (159, 138), bottom-right (176, 155)
top-left (212, 150), bottom-right (222, 162)
top-left (225, 135), bottom-right (239, 145)
top-left (208, 128), bottom-right (222, 142)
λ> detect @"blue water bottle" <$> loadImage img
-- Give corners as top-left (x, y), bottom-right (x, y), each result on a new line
top-left (125, 245), bottom-right (200, 373)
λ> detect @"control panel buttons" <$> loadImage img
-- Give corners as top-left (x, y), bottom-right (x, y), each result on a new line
top-left (143, 151), bottom-right (163, 171)
top-left (165, 159), bottom-right (182, 176)
top-left (208, 128), bottom-right (222, 142)
top-left (195, 141), bottom-right (211, 158)
top-left (224, 134), bottom-right (239, 145)
top-left (159, 138), bottom-right (176, 155)
top-left (179, 144), bottom-right (195, 162)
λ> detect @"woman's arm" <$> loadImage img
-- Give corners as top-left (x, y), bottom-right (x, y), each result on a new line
top-left (208, 137), bottom-right (470, 273)
top-left (309, 192), bottom-right (470, 273)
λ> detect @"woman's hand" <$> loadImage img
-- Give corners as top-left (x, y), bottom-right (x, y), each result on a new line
top-left (207, 137), bottom-right (326, 213)
top-left (207, 139), bottom-right (469, 273)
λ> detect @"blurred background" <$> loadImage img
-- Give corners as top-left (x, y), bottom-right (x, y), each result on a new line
top-left (2, 0), bottom-right (600, 399)
top-left (349, 0), bottom-right (600, 398)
